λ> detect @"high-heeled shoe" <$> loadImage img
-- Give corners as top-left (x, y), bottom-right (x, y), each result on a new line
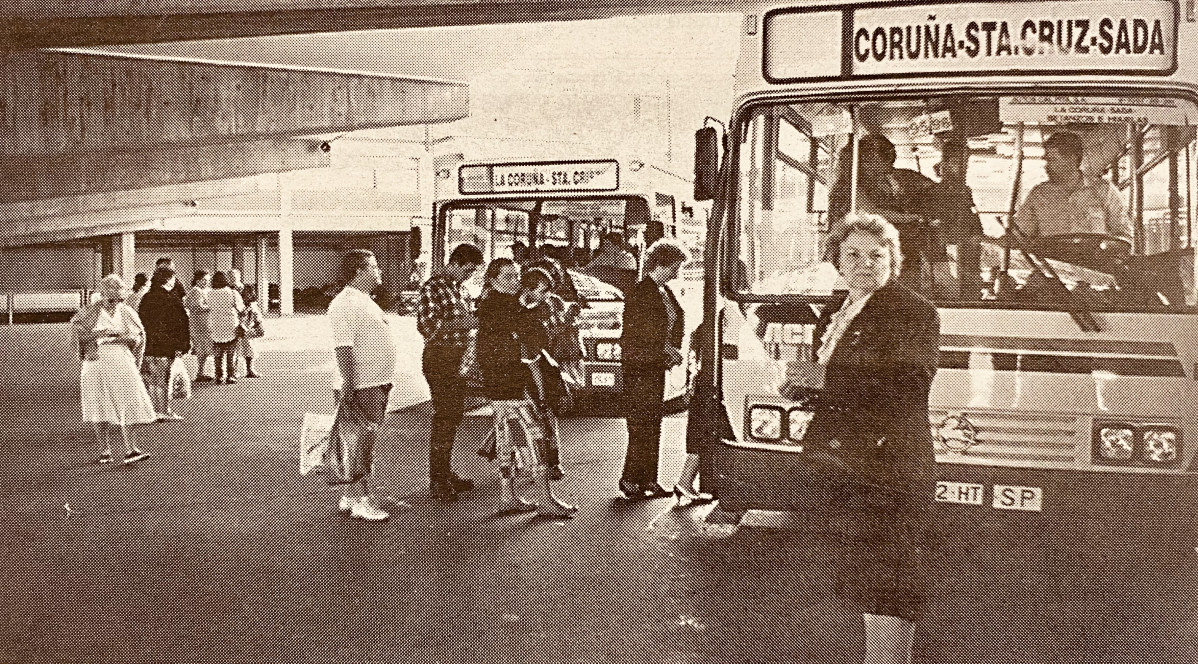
top-left (496, 497), bottom-right (538, 515)
top-left (536, 497), bottom-right (576, 518)
top-left (674, 484), bottom-right (717, 506)
top-left (674, 483), bottom-right (700, 504)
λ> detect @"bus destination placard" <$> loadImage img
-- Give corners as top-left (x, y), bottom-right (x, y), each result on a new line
top-left (999, 96), bottom-right (1198, 125)
top-left (851, 1), bottom-right (1174, 76)
top-left (764, 0), bottom-right (1176, 81)
top-left (459, 160), bottom-right (620, 195)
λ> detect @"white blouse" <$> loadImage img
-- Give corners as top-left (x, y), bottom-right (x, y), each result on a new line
top-left (816, 293), bottom-right (872, 365)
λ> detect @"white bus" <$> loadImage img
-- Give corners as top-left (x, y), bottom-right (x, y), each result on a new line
top-left (433, 157), bottom-right (706, 407)
top-left (692, 0), bottom-right (1198, 550)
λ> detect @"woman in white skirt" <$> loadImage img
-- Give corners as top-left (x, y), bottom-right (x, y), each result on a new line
top-left (71, 274), bottom-right (157, 465)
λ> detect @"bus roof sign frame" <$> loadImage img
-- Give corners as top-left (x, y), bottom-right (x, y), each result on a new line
top-left (763, 0), bottom-right (1179, 84)
top-left (458, 159), bottom-right (621, 195)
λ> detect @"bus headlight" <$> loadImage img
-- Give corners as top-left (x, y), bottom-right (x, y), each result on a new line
top-left (749, 406), bottom-right (783, 441)
top-left (788, 408), bottom-right (814, 444)
top-left (595, 342), bottom-right (621, 361)
top-left (1095, 425), bottom-right (1134, 462)
top-left (1142, 428), bottom-right (1179, 464)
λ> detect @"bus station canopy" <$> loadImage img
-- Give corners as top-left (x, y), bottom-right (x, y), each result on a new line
top-left (2, 0), bottom-right (746, 49)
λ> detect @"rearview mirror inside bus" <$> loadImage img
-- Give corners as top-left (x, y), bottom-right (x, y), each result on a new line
top-left (694, 127), bottom-right (720, 201)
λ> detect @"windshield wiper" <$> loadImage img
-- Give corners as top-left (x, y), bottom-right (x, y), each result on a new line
top-left (996, 123), bottom-right (1101, 333)
top-left (997, 223), bottom-right (1103, 333)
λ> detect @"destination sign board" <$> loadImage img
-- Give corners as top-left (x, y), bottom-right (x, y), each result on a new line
top-left (999, 96), bottom-right (1198, 125)
top-left (459, 160), bottom-right (620, 195)
top-left (764, 0), bottom-right (1176, 81)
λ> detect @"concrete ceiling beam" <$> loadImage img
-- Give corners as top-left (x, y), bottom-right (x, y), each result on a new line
top-left (0, 49), bottom-right (470, 157)
top-left (0, 137), bottom-right (329, 204)
top-left (0, 1), bottom-right (749, 49)
top-left (0, 173), bottom-right (268, 228)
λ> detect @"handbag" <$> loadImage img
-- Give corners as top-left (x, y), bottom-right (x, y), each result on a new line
top-left (241, 307), bottom-right (265, 339)
top-left (169, 356), bottom-right (193, 400)
top-left (322, 398), bottom-right (379, 485)
top-left (458, 329), bottom-right (485, 389)
top-left (525, 349), bottom-right (574, 415)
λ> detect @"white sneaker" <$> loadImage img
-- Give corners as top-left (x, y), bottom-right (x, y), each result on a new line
top-left (350, 497), bottom-right (389, 521)
top-left (338, 495), bottom-right (353, 513)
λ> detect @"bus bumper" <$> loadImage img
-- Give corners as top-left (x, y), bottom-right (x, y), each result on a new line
top-left (711, 442), bottom-right (1198, 550)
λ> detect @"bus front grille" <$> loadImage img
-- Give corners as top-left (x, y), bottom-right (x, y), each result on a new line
top-left (931, 410), bottom-right (1081, 466)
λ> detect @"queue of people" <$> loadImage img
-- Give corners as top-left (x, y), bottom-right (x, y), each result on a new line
top-left (71, 232), bottom-right (940, 664)
top-left (318, 237), bottom-right (701, 521)
top-left (72, 257), bottom-right (272, 469)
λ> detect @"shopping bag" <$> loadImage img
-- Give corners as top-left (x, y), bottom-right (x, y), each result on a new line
top-left (300, 413), bottom-right (334, 475)
top-left (169, 357), bottom-right (193, 400)
top-left (323, 400), bottom-right (379, 485)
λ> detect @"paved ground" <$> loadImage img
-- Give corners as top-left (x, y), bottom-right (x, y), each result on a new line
top-left (1, 316), bottom-right (1196, 664)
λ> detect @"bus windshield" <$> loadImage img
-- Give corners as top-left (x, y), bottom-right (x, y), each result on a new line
top-left (730, 94), bottom-right (1198, 313)
top-left (440, 192), bottom-right (692, 300)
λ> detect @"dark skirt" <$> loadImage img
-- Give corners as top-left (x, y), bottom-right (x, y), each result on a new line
top-left (833, 486), bottom-right (934, 622)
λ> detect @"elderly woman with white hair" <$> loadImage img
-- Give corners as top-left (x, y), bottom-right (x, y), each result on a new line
top-left (70, 274), bottom-right (157, 465)
top-left (780, 213), bottom-right (941, 664)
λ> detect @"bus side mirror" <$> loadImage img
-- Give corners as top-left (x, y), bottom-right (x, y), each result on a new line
top-left (694, 127), bottom-right (720, 202)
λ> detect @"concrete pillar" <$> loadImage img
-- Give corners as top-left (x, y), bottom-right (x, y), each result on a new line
top-left (255, 236), bottom-right (269, 313)
top-left (117, 233), bottom-right (136, 284)
top-left (278, 229), bottom-right (293, 316)
top-left (232, 239), bottom-right (246, 273)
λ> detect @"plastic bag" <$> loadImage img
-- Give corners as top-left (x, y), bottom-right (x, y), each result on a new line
top-left (169, 357), bottom-right (192, 400)
top-left (323, 400), bottom-right (380, 485)
top-left (300, 413), bottom-right (334, 475)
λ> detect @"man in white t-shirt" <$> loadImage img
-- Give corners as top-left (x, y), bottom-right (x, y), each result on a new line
top-left (326, 250), bottom-right (396, 521)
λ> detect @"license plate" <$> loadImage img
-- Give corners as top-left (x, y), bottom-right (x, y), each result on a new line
top-left (935, 481), bottom-right (984, 506)
top-left (992, 485), bottom-right (1043, 511)
top-left (591, 372), bottom-right (616, 387)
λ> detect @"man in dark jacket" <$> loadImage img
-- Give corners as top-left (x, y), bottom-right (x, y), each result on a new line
top-left (618, 239), bottom-right (687, 500)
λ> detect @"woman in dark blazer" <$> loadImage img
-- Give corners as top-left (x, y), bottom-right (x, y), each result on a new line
top-left (780, 212), bottom-right (940, 664)
top-left (619, 238), bottom-right (688, 500)
top-left (138, 267), bottom-right (191, 422)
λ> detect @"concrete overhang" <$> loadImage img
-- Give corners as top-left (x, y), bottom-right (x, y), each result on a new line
top-left (1, 0), bottom-right (744, 49)
top-left (0, 49), bottom-right (468, 243)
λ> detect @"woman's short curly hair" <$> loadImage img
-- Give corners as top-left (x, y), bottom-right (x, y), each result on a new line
top-left (644, 238), bottom-right (687, 272)
top-left (825, 212), bottom-right (903, 277)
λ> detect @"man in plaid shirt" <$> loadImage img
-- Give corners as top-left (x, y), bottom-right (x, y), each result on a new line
top-left (418, 243), bottom-right (484, 502)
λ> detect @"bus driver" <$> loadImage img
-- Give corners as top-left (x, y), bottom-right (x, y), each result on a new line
top-left (1014, 131), bottom-right (1133, 255)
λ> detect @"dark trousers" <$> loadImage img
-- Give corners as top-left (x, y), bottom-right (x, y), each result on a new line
top-left (622, 368), bottom-right (666, 486)
top-left (423, 344), bottom-right (466, 484)
top-left (213, 340), bottom-right (237, 379)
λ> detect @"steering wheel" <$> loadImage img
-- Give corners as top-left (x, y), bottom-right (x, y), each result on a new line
top-left (1036, 233), bottom-right (1131, 256)
top-left (1030, 233), bottom-right (1132, 272)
